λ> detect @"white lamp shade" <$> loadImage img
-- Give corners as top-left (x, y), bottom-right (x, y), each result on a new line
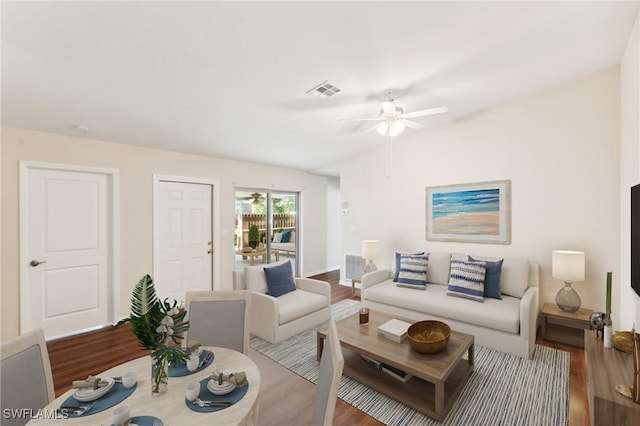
top-left (362, 240), bottom-right (380, 260)
top-left (552, 250), bottom-right (585, 282)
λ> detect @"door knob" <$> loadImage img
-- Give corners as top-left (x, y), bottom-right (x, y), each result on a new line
top-left (29, 260), bottom-right (47, 267)
top-left (207, 249), bottom-right (213, 254)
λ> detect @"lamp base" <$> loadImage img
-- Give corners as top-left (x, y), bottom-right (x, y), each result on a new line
top-left (556, 281), bottom-right (581, 313)
top-left (363, 260), bottom-right (377, 274)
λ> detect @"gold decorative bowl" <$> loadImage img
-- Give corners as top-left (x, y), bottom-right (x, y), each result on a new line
top-left (612, 331), bottom-right (639, 354)
top-left (407, 320), bottom-right (451, 354)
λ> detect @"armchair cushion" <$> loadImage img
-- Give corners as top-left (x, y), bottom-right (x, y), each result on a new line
top-left (277, 290), bottom-right (329, 324)
top-left (264, 261), bottom-right (296, 297)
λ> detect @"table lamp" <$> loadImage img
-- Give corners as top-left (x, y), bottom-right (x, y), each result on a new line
top-left (552, 250), bottom-right (585, 313)
top-left (362, 240), bottom-right (381, 274)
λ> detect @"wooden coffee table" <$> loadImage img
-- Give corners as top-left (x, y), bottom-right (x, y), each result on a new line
top-left (235, 249), bottom-right (279, 265)
top-left (317, 309), bottom-right (474, 421)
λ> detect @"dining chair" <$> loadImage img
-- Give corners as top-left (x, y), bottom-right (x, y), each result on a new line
top-left (312, 319), bottom-right (344, 426)
top-left (184, 290), bottom-right (251, 355)
top-left (1, 328), bottom-right (55, 426)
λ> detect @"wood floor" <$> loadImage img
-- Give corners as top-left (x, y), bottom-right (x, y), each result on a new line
top-left (46, 270), bottom-right (588, 426)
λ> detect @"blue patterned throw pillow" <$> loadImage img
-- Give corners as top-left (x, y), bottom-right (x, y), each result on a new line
top-left (392, 251), bottom-right (425, 282)
top-left (396, 254), bottom-right (428, 290)
top-left (447, 259), bottom-right (487, 302)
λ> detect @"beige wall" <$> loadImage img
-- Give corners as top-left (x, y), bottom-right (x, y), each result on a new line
top-left (620, 12), bottom-right (640, 329)
top-left (339, 66), bottom-right (621, 323)
top-left (1, 128), bottom-right (333, 341)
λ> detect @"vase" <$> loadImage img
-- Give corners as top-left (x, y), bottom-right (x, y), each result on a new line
top-left (556, 281), bottom-right (581, 313)
top-left (151, 356), bottom-right (168, 396)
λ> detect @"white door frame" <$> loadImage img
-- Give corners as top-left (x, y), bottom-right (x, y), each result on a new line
top-left (153, 175), bottom-right (220, 290)
top-left (19, 161), bottom-right (120, 336)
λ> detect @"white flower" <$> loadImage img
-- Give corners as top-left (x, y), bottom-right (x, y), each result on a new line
top-left (156, 324), bottom-right (168, 333)
top-left (161, 315), bottom-right (174, 327)
top-left (167, 307), bottom-right (180, 316)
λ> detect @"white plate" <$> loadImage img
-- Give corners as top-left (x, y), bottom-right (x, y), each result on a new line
top-left (207, 379), bottom-right (236, 396)
top-left (73, 378), bottom-right (115, 402)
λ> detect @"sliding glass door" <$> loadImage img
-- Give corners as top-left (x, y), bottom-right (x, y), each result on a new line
top-left (234, 189), bottom-right (299, 274)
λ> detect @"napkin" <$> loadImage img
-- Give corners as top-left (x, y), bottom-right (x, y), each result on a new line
top-left (72, 375), bottom-right (109, 389)
top-left (209, 370), bottom-right (247, 386)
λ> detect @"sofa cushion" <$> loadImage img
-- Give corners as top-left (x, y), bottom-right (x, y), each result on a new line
top-left (273, 232), bottom-right (283, 243)
top-left (244, 259), bottom-right (291, 294)
top-left (393, 251), bottom-right (425, 282)
top-left (500, 258), bottom-right (529, 298)
top-left (366, 280), bottom-right (521, 334)
top-left (470, 256), bottom-right (503, 299)
top-left (281, 230), bottom-right (292, 242)
top-left (447, 259), bottom-right (487, 302)
top-left (264, 261), bottom-right (296, 297)
top-left (426, 252), bottom-right (452, 285)
top-left (277, 289), bottom-right (328, 325)
top-left (396, 254), bottom-right (428, 289)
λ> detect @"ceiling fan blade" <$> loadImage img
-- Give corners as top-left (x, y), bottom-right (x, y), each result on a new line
top-left (403, 119), bottom-right (424, 130)
top-left (381, 101), bottom-right (396, 115)
top-left (401, 106), bottom-right (449, 119)
top-left (338, 117), bottom-right (385, 122)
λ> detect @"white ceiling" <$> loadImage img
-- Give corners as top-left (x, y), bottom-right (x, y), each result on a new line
top-left (2, 1), bottom-right (638, 176)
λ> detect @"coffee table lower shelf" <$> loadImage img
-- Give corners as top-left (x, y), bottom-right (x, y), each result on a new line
top-left (340, 347), bottom-right (473, 421)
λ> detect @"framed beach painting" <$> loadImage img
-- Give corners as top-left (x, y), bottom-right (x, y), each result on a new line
top-left (425, 180), bottom-right (511, 244)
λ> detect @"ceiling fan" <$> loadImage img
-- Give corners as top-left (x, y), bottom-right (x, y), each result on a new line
top-left (340, 100), bottom-right (448, 136)
top-left (239, 192), bottom-right (265, 204)
top-left (339, 98), bottom-right (448, 176)
top-left (238, 192), bottom-right (282, 205)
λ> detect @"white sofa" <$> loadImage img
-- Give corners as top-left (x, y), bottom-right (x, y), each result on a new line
top-left (233, 259), bottom-right (330, 343)
top-left (271, 230), bottom-right (296, 256)
top-left (361, 252), bottom-right (539, 359)
top-left (271, 241), bottom-right (295, 256)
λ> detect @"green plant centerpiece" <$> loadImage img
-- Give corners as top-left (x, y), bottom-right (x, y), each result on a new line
top-left (116, 274), bottom-right (190, 395)
top-left (248, 224), bottom-right (260, 249)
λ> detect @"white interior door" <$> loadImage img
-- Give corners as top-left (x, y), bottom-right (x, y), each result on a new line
top-left (20, 162), bottom-right (117, 339)
top-left (155, 181), bottom-right (213, 302)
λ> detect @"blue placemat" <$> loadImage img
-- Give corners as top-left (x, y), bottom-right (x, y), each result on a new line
top-left (169, 349), bottom-right (214, 377)
top-left (185, 377), bottom-right (248, 413)
top-left (63, 382), bottom-right (137, 417)
top-left (110, 415), bottom-right (163, 426)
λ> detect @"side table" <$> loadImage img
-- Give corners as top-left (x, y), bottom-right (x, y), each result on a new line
top-left (540, 302), bottom-right (593, 348)
top-left (352, 277), bottom-right (361, 297)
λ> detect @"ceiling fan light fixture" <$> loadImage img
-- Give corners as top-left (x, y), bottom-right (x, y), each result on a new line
top-left (376, 122), bottom-right (389, 135)
top-left (388, 120), bottom-right (405, 137)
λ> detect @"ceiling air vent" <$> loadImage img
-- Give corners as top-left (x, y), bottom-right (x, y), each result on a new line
top-left (306, 80), bottom-right (341, 98)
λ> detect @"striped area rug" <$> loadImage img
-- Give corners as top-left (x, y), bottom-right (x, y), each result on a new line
top-left (250, 299), bottom-right (569, 426)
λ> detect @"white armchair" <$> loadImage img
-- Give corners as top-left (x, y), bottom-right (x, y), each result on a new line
top-left (233, 259), bottom-right (331, 343)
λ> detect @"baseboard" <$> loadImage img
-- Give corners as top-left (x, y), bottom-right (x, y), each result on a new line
top-left (304, 266), bottom-right (340, 278)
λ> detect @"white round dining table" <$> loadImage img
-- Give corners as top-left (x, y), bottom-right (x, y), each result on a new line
top-left (27, 347), bottom-right (260, 426)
